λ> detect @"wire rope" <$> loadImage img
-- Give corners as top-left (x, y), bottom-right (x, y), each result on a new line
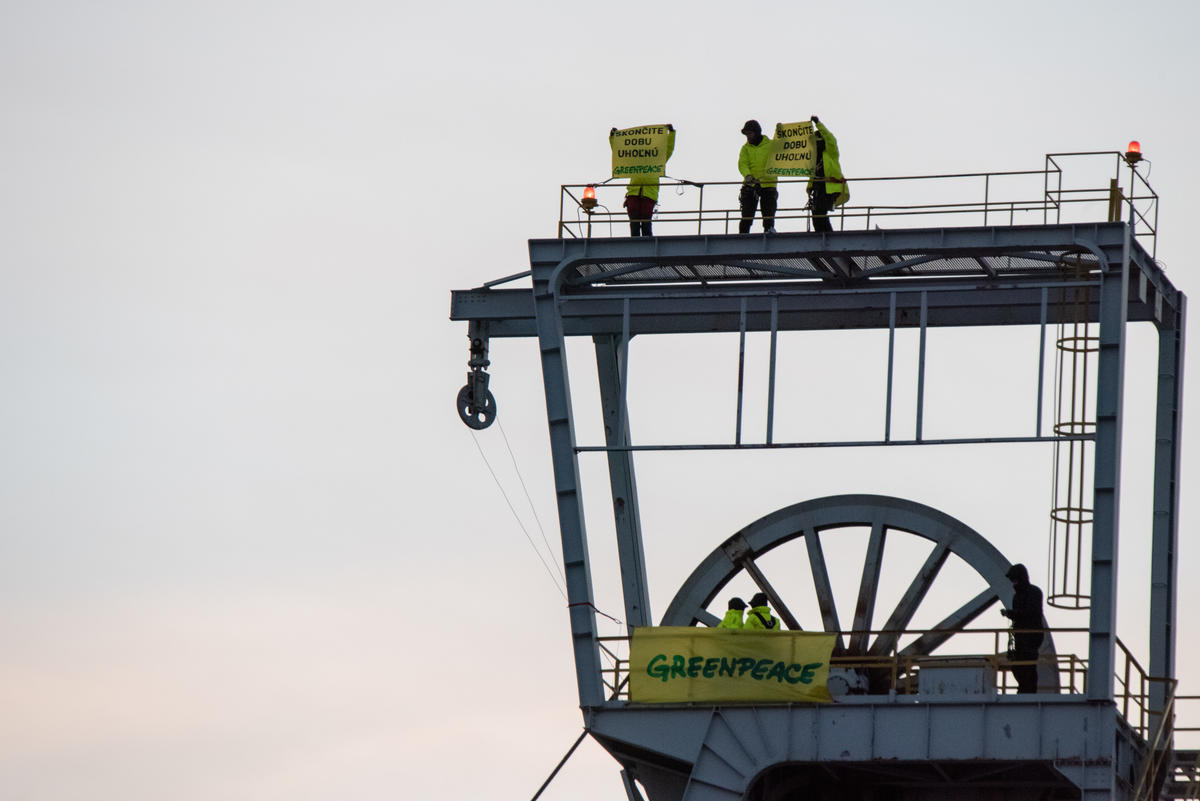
top-left (469, 429), bottom-right (567, 600)
top-left (470, 430), bottom-right (624, 667)
top-left (497, 420), bottom-right (566, 586)
top-left (529, 729), bottom-right (589, 801)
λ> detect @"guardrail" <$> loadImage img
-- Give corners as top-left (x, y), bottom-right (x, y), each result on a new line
top-left (1176, 695), bottom-right (1200, 749)
top-left (561, 151), bottom-right (1159, 258)
top-left (597, 627), bottom-right (1173, 742)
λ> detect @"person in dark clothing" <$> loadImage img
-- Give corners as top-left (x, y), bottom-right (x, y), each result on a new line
top-left (1000, 563), bottom-right (1044, 694)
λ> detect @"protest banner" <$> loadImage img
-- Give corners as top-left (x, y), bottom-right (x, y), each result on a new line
top-left (629, 627), bottom-right (835, 704)
top-left (610, 124), bottom-right (674, 178)
top-left (766, 121), bottom-right (817, 178)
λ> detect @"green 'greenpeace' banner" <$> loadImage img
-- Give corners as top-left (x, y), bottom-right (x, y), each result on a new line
top-left (610, 124), bottom-right (673, 178)
top-left (766, 121), bottom-right (817, 177)
top-left (629, 627), bottom-right (835, 704)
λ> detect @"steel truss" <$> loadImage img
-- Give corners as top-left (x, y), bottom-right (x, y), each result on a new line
top-left (450, 222), bottom-right (1185, 801)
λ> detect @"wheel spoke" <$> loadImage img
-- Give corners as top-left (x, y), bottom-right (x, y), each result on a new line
top-left (868, 542), bottom-right (950, 656)
top-left (849, 521), bottom-right (887, 653)
top-left (695, 609), bottom-right (722, 627)
top-left (804, 529), bottom-right (846, 652)
top-left (898, 588), bottom-right (999, 658)
top-left (741, 556), bottom-right (802, 631)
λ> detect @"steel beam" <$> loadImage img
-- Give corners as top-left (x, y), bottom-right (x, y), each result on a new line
top-left (451, 278), bottom-right (1167, 339)
top-left (1087, 232), bottom-right (1128, 701)
top-left (452, 224), bottom-right (1179, 340)
top-left (594, 334), bottom-right (652, 629)
top-left (531, 222), bottom-right (1130, 265)
top-left (1150, 295), bottom-right (1186, 724)
top-left (531, 263), bottom-right (604, 707)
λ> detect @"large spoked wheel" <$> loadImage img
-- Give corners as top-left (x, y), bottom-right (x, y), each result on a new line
top-left (661, 494), bottom-right (1057, 694)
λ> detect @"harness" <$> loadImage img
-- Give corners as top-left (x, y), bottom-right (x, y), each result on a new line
top-left (751, 611), bottom-right (777, 630)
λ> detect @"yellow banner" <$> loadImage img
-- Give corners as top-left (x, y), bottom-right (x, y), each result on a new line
top-left (610, 124), bottom-right (673, 179)
top-left (629, 627), bottom-right (835, 704)
top-left (766, 121), bottom-right (817, 177)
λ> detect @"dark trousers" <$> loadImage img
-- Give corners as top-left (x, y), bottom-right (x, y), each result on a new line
top-left (739, 185), bottom-right (777, 233)
top-left (811, 185), bottom-right (837, 232)
top-left (624, 194), bottom-right (655, 237)
top-left (1009, 632), bottom-right (1044, 694)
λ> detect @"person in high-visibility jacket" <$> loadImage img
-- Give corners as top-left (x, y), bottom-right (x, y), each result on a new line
top-left (613, 124), bottom-right (675, 237)
top-left (806, 116), bottom-right (849, 233)
top-left (744, 592), bottom-right (781, 631)
top-left (717, 596), bottom-right (747, 629)
top-left (737, 120), bottom-right (778, 234)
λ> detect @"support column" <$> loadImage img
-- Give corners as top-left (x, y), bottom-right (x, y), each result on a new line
top-left (594, 334), bottom-right (652, 629)
top-left (1087, 238), bottom-right (1129, 701)
top-left (1149, 296), bottom-right (1186, 723)
top-left (532, 260), bottom-right (604, 708)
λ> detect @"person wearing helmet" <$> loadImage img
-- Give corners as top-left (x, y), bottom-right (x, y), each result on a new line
top-left (1000, 563), bottom-right (1044, 694)
top-left (806, 115), bottom-right (849, 233)
top-left (718, 596), bottom-right (747, 629)
top-left (743, 592), bottom-right (780, 631)
top-left (737, 120), bottom-right (778, 234)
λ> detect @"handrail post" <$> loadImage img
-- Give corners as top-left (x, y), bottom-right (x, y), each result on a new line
top-left (1124, 652), bottom-right (1132, 722)
top-left (984, 173), bottom-right (990, 226)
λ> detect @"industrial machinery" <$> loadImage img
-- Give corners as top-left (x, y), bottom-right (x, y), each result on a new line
top-left (450, 151), bottom-right (1186, 801)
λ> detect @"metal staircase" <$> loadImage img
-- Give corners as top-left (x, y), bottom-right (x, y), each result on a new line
top-left (1166, 750), bottom-right (1200, 800)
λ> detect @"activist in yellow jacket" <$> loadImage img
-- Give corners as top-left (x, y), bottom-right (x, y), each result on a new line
top-left (614, 122), bottom-right (681, 235)
top-left (717, 596), bottom-right (747, 629)
top-left (737, 137), bottom-right (778, 189)
top-left (745, 605), bottom-right (781, 631)
top-left (806, 118), bottom-right (848, 206)
top-left (737, 119), bottom-right (778, 234)
top-left (624, 126), bottom-right (676, 203)
top-left (744, 593), bottom-right (780, 631)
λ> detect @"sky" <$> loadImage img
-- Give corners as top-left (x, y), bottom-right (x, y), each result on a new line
top-left (2, 1), bottom-right (1199, 800)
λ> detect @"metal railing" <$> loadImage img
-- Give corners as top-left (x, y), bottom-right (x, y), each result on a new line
top-left (1130, 676), bottom-right (1182, 801)
top-left (597, 627), bottom-right (1171, 738)
top-left (560, 151), bottom-right (1159, 258)
top-left (1178, 696), bottom-right (1200, 746)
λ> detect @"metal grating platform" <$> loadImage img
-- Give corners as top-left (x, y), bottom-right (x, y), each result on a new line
top-left (566, 247), bottom-right (1101, 286)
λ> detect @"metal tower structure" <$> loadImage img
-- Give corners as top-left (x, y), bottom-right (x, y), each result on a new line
top-left (450, 155), bottom-right (1185, 801)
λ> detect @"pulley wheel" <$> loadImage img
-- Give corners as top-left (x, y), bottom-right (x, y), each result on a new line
top-left (457, 384), bottom-right (496, 430)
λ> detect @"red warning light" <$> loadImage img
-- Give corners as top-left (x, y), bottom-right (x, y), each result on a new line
top-left (582, 185), bottom-right (598, 211)
top-left (1125, 140), bottom-right (1143, 165)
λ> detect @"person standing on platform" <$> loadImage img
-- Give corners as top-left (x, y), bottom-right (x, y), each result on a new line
top-left (718, 597), bottom-right (746, 629)
top-left (744, 592), bottom-right (781, 631)
top-left (613, 124), bottom-right (675, 237)
top-left (738, 120), bottom-right (778, 234)
top-left (1000, 563), bottom-right (1044, 694)
top-left (807, 115), bottom-right (848, 233)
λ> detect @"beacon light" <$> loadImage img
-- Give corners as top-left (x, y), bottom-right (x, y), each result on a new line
top-left (1125, 140), bottom-right (1143, 165)
top-left (581, 185), bottom-right (598, 211)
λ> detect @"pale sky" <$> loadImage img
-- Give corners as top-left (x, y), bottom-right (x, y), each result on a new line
top-left (3, 2), bottom-right (1200, 800)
